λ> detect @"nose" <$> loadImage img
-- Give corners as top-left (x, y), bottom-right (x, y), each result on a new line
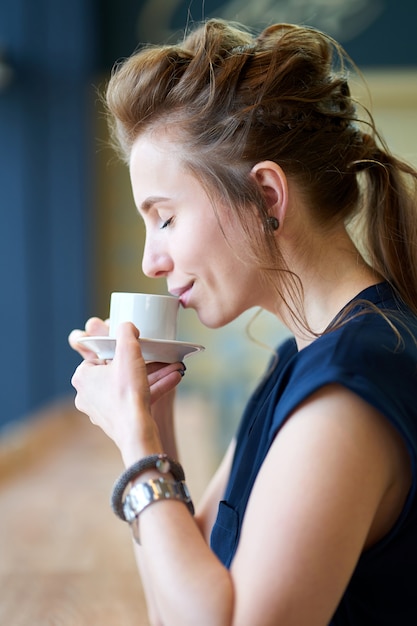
top-left (141, 236), bottom-right (173, 278)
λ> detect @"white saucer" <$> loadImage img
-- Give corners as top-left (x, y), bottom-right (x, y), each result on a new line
top-left (78, 336), bottom-right (205, 363)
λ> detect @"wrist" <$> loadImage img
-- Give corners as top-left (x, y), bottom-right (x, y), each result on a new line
top-left (110, 453), bottom-right (194, 543)
top-left (120, 420), bottom-right (163, 468)
top-left (122, 444), bottom-right (163, 469)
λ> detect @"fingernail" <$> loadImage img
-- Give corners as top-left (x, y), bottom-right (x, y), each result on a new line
top-left (178, 368), bottom-right (185, 377)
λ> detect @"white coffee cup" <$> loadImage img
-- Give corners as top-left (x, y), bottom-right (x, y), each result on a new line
top-left (109, 292), bottom-right (179, 340)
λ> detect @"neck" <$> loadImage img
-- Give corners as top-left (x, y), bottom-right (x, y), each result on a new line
top-left (267, 227), bottom-right (382, 350)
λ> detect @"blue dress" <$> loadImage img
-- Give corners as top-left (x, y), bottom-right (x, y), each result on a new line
top-left (210, 283), bottom-right (417, 625)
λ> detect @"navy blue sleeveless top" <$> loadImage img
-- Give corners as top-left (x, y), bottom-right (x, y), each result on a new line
top-left (210, 283), bottom-right (417, 625)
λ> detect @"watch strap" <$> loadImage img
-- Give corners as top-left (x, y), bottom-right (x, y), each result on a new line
top-left (123, 476), bottom-right (194, 523)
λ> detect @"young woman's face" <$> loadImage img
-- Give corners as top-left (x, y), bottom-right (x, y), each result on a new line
top-left (129, 134), bottom-right (266, 328)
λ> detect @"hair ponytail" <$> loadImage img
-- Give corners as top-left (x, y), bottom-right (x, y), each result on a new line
top-left (353, 132), bottom-right (417, 314)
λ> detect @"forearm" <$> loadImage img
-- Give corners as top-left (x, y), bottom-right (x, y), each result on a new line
top-left (134, 544), bottom-right (165, 626)
top-left (151, 389), bottom-right (179, 460)
top-left (131, 439), bottom-right (236, 625)
top-left (137, 500), bottom-right (234, 626)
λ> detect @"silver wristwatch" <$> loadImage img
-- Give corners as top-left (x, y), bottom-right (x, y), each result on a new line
top-left (123, 476), bottom-right (193, 543)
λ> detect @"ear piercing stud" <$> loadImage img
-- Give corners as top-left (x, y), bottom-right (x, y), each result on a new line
top-left (266, 216), bottom-right (279, 231)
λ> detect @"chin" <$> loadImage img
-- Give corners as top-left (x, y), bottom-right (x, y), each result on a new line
top-left (196, 308), bottom-right (236, 330)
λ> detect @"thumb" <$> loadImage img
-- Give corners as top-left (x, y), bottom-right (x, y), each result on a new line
top-left (113, 322), bottom-right (150, 397)
top-left (114, 320), bottom-right (141, 352)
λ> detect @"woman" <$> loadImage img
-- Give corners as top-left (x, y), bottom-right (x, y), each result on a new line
top-left (69, 19), bottom-right (417, 625)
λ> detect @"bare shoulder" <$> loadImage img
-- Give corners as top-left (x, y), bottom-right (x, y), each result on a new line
top-left (230, 384), bottom-right (412, 626)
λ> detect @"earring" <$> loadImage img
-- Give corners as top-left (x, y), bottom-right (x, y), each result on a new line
top-left (266, 216), bottom-right (279, 231)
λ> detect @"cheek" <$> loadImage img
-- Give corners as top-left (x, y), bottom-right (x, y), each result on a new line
top-left (178, 210), bottom-right (238, 276)
top-left (179, 224), bottom-right (217, 263)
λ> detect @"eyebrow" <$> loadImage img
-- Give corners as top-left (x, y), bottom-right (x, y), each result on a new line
top-left (140, 196), bottom-right (171, 213)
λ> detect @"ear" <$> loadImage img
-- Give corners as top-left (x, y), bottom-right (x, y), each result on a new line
top-left (250, 161), bottom-right (288, 227)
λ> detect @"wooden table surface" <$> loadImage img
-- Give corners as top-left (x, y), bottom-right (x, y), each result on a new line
top-left (0, 405), bottom-right (149, 625)
top-left (0, 398), bottom-right (216, 626)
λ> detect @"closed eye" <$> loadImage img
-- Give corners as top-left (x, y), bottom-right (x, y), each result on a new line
top-left (160, 217), bottom-right (174, 229)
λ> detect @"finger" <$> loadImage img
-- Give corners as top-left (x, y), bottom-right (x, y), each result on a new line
top-left (68, 318), bottom-right (109, 360)
top-left (70, 358), bottom-right (95, 395)
top-left (68, 329), bottom-right (106, 361)
top-left (113, 322), bottom-right (149, 387)
top-left (112, 324), bottom-right (185, 406)
top-left (71, 357), bottom-right (109, 419)
top-left (68, 328), bottom-right (85, 349)
top-left (149, 369), bottom-right (185, 405)
top-left (147, 361), bottom-right (186, 385)
top-left (113, 321), bottom-right (141, 359)
top-left (85, 317), bottom-right (109, 336)
top-left (68, 329), bottom-right (96, 359)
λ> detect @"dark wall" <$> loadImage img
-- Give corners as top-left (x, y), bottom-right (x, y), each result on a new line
top-left (98, 0), bottom-right (417, 70)
top-left (0, 0), bottom-right (98, 428)
top-left (0, 0), bottom-right (415, 429)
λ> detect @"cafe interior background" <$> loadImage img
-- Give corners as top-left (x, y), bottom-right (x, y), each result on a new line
top-left (0, 4), bottom-right (416, 622)
top-left (1, 0), bottom-right (416, 478)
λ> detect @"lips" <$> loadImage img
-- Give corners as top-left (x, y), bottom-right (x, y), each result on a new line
top-left (169, 282), bottom-right (194, 307)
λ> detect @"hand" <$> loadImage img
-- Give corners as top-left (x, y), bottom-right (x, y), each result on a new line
top-left (70, 322), bottom-right (184, 461)
top-left (68, 317), bottom-right (184, 405)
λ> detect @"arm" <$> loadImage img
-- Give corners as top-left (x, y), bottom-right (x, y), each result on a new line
top-left (70, 319), bottom-right (230, 623)
top-left (133, 437), bottom-right (236, 625)
top-left (71, 324), bottom-right (411, 626)
top-left (229, 384), bottom-right (411, 625)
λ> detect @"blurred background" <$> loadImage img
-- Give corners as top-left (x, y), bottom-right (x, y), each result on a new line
top-left (0, 3), bottom-right (416, 622)
top-left (0, 0), bottom-right (416, 460)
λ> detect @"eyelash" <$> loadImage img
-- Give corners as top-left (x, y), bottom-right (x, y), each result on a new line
top-left (160, 217), bottom-right (173, 229)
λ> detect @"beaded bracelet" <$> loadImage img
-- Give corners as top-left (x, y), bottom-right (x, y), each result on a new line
top-left (111, 454), bottom-right (186, 521)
